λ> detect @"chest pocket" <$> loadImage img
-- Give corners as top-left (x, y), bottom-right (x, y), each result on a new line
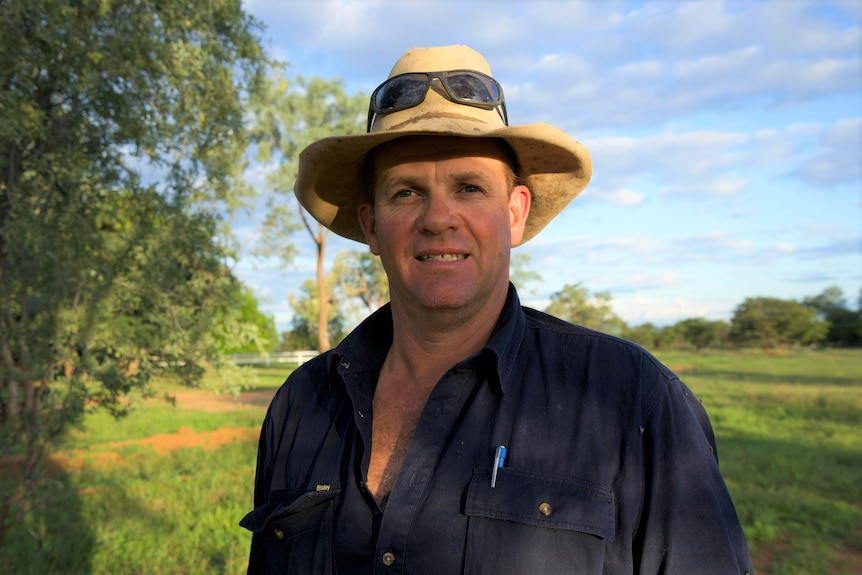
top-left (464, 468), bottom-right (614, 575)
top-left (241, 487), bottom-right (340, 575)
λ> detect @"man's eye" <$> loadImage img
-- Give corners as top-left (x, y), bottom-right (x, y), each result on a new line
top-left (393, 189), bottom-right (415, 199)
top-left (461, 185), bottom-right (483, 194)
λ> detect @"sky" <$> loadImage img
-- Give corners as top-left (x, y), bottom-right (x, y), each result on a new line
top-left (235, 0), bottom-right (861, 333)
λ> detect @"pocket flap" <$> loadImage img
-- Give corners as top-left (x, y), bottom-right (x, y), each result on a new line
top-left (465, 468), bottom-right (615, 541)
top-left (240, 487), bottom-right (340, 533)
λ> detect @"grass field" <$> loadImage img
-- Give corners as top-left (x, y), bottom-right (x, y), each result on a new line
top-left (1, 349), bottom-right (860, 574)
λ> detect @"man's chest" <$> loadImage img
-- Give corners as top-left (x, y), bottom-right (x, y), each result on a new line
top-left (365, 385), bottom-right (429, 499)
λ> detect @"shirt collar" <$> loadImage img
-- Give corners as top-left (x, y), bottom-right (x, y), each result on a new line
top-left (327, 304), bottom-right (393, 390)
top-left (328, 283), bottom-right (526, 395)
top-left (479, 283), bottom-right (525, 394)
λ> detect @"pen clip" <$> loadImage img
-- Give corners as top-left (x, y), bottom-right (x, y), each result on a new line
top-left (490, 445), bottom-right (507, 488)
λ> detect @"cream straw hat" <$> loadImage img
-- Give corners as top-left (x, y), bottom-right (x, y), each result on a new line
top-left (294, 45), bottom-right (592, 245)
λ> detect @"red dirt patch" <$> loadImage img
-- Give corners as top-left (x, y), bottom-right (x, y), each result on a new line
top-left (48, 426), bottom-right (259, 473)
top-left (668, 364), bottom-right (694, 374)
top-left (1, 388), bottom-right (273, 476)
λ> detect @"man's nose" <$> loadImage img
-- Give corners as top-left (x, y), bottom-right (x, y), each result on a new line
top-left (417, 192), bottom-right (459, 234)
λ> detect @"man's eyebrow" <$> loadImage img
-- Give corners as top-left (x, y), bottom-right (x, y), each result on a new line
top-left (379, 174), bottom-right (425, 189)
top-left (379, 169), bottom-right (498, 190)
top-left (447, 170), bottom-right (495, 183)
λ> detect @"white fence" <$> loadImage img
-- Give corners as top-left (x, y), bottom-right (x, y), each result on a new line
top-left (229, 350), bottom-right (318, 366)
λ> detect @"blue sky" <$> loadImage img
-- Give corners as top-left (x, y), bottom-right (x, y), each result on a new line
top-left (236, 0), bottom-right (861, 332)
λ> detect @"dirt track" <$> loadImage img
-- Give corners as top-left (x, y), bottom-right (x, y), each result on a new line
top-left (44, 389), bottom-right (275, 473)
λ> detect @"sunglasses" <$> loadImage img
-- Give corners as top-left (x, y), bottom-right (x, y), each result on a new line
top-left (366, 69), bottom-right (508, 132)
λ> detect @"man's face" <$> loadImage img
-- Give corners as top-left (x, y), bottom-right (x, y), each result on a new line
top-left (358, 136), bottom-right (531, 317)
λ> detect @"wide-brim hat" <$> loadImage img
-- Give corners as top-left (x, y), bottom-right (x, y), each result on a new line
top-left (294, 44), bottom-right (592, 245)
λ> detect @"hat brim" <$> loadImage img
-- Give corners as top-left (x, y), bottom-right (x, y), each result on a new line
top-left (295, 123), bottom-right (592, 245)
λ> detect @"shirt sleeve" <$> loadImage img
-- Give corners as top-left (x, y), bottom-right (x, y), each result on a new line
top-left (245, 402), bottom-right (276, 574)
top-left (635, 374), bottom-right (753, 574)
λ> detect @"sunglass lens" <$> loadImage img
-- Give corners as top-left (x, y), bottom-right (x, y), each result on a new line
top-left (445, 73), bottom-right (500, 104)
top-left (374, 74), bottom-right (429, 112)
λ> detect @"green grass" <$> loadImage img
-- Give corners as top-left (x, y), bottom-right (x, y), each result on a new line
top-left (2, 442), bottom-right (256, 575)
top-left (0, 366), bottom-right (287, 575)
top-left (1, 353), bottom-right (860, 574)
top-left (656, 348), bottom-right (862, 574)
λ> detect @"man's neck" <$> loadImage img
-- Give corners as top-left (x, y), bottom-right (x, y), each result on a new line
top-left (384, 289), bottom-right (507, 386)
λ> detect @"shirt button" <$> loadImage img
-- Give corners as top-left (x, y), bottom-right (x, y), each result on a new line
top-left (538, 502), bottom-right (553, 516)
top-left (273, 528), bottom-right (284, 540)
top-left (382, 551), bottom-right (396, 566)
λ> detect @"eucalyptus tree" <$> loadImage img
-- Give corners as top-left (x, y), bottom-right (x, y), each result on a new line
top-left (285, 276), bottom-right (348, 351)
top-left (0, 0), bottom-right (269, 546)
top-left (249, 74), bottom-right (366, 352)
top-left (333, 250), bottom-right (390, 316)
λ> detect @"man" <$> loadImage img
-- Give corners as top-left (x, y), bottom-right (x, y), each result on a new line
top-left (241, 45), bottom-right (753, 574)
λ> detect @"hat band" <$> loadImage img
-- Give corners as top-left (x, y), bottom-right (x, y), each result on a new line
top-left (366, 69), bottom-right (508, 132)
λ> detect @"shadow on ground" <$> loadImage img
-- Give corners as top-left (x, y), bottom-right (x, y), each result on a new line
top-left (0, 459), bottom-right (95, 574)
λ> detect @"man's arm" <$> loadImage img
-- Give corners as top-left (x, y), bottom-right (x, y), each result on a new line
top-left (635, 377), bottom-right (753, 574)
top-left (243, 408), bottom-right (275, 574)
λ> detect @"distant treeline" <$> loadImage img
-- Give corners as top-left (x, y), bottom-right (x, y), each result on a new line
top-left (621, 285), bottom-right (861, 350)
top-left (272, 283), bottom-right (861, 352)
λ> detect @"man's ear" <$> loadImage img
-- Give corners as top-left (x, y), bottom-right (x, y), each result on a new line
top-left (508, 184), bottom-right (531, 246)
top-left (357, 203), bottom-right (380, 255)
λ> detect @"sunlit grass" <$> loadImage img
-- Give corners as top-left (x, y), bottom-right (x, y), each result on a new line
top-left (1, 354), bottom-right (860, 574)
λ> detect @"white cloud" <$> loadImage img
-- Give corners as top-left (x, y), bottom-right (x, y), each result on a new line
top-left (791, 117), bottom-right (862, 186)
top-left (593, 187), bottom-right (645, 206)
top-left (605, 271), bottom-right (686, 293)
top-left (611, 295), bottom-right (732, 326)
top-left (614, 59), bottom-right (665, 80)
top-left (707, 178), bottom-right (747, 195)
top-left (587, 117), bottom-right (861, 200)
top-left (245, 1), bottom-right (861, 133)
top-left (588, 130), bottom-right (749, 198)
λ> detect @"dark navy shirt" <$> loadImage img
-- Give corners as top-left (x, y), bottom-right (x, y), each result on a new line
top-left (241, 286), bottom-right (752, 574)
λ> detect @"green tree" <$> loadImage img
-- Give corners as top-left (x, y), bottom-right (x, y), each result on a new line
top-left (728, 297), bottom-right (829, 348)
top-left (223, 286), bottom-right (279, 354)
top-left (545, 283), bottom-right (626, 336)
top-left (0, 0), bottom-right (268, 547)
top-left (653, 324), bottom-right (685, 350)
top-left (803, 286), bottom-right (862, 347)
top-left (622, 323), bottom-right (660, 349)
top-left (675, 318), bottom-right (729, 350)
top-left (250, 74), bottom-right (366, 352)
top-left (333, 250), bottom-right (389, 320)
top-left (284, 277), bottom-right (347, 350)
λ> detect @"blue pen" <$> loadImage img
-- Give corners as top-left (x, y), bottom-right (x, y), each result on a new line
top-left (490, 445), bottom-right (507, 488)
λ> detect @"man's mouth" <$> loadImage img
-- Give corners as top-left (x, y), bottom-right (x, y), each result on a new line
top-left (418, 254), bottom-right (468, 262)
